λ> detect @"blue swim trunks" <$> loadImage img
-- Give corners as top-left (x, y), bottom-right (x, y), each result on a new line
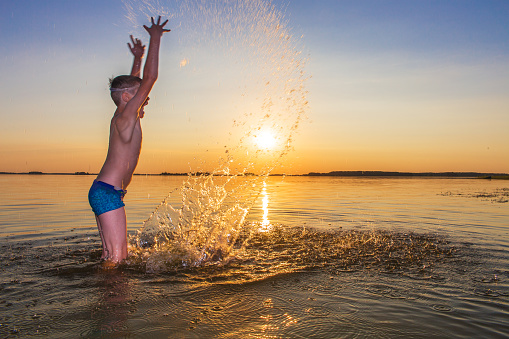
top-left (88, 180), bottom-right (127, 215)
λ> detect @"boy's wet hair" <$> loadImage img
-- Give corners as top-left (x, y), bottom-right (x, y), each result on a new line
top-left (109, 75), bottom-right (142, 106)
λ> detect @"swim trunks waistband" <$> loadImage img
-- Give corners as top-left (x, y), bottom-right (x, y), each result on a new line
top-left (94, 180), bottom-right (127, 197)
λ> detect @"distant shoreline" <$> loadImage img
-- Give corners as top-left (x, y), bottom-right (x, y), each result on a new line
top-left (0, 171), bottom-right (508, 179)
top-left (303, 171), bottom-right (509, 179)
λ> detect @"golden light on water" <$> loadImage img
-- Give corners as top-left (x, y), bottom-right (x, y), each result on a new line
top-left (260, 181), bottom-right (271, 231)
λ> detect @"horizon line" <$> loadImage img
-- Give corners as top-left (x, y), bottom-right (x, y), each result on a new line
top-left (1, 170), bottom-right (508, 178)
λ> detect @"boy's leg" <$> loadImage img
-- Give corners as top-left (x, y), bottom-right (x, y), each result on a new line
top-left (96, 207), bottom-right (128, 262)
top-left (95, 216), bottom-right (108, 259)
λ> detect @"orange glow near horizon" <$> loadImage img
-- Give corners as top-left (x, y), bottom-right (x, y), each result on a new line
top-left (1, 142), bottom-right (508, 175)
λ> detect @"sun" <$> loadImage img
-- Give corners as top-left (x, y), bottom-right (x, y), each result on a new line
top-left (253, 130), bottom-right (277, 150)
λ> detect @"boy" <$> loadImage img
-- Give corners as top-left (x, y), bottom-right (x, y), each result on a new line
top-left (88, 17), bottom-right (171, 263)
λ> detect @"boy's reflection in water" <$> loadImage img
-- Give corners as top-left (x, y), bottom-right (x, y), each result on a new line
top-left (91, 268), bottom-right (133, 336)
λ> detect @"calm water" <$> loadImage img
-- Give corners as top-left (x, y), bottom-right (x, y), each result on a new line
top-left (0, 174), bottom-right (508, 338)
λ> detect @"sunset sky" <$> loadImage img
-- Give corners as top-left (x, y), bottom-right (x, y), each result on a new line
top-left (1, 0), bottom-right (508, 175)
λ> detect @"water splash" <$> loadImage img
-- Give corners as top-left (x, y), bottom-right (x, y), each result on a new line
top-left (122, 0), bottom-right (309, 174)
top-left (128, 175), bottom-right (252, 271)
top-left (122, 0), bottom-right (309, 271)
top-left (125, 224), bottom-right (459, 280)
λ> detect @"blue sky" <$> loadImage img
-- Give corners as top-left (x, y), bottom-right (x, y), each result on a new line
top-left (1, 0), bottom-right (508, 174)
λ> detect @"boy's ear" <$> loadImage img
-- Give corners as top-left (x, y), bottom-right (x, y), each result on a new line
top-left (121, 91), bottom-right (131, 103)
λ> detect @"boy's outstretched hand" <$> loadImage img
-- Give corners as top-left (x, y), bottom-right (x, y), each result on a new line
top-left (143, 16), bottom-right (171, 37)
top-left (128, 35), bottom-right (145, 58)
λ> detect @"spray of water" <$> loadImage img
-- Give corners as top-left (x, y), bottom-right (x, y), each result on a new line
top-left (121, 0), bottom-right (309, 271)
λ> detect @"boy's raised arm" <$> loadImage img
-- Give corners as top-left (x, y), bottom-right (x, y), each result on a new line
top-left (141, 16), bottom-right (171, 83)
top-left (116, 16), bottom-right (170, 143)
top-left (128, 35), bottom-right (145, 77)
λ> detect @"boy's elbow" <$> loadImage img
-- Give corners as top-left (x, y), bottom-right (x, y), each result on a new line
top-left (144, 73), bottom-right (158, 83)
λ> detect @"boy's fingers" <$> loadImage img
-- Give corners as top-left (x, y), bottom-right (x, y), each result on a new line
top-left (130, 35), bottom-right (135, 44)
top-left (157, 16), bottom-right (161, 25)
top-left (161, 19), bottom-right (169, 27)
top-left (150, 17), bottom-right (155, 25)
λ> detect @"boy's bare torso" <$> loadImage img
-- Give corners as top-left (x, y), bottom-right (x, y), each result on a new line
top-left (96, 114), bottom-right (142, 190)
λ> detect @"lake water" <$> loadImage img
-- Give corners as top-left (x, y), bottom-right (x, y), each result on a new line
top-left (0, 174), bottom-right (508, 338)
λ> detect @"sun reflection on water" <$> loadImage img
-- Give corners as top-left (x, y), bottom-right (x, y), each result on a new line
top-left (260, 181), bottom-right (271, 231)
